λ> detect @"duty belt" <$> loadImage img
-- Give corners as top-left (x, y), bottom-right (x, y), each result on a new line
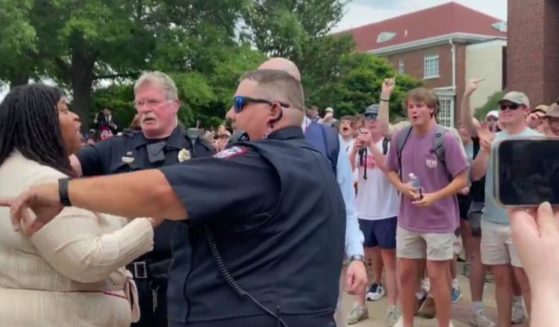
top-left (129, 261), bottom-right (149, 279)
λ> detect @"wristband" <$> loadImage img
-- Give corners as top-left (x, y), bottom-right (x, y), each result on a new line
top-left (58, 178), bottom-right (72, 206)
top-left (380, 98), bottom-right (390, 102)
top-left (349, 255), bottom-right (365, 263)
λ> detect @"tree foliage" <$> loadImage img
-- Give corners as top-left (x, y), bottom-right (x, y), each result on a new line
top-left (474, 90), bottom-right (505, 120)
top-left (309, 52), bottom-right (423, 119)
top-left (0, 0), bottom-right (36, 86)
top-left (245, 0), bottom-right (422, 121)
top-left (0, 0), bottom-right (422, 129)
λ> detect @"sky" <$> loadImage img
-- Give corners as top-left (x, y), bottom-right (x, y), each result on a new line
top-left (333, 0), bottom-right (507, 32)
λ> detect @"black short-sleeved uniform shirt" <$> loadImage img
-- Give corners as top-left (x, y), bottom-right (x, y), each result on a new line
top-left (159, 127), bottom-right (345, 326)
top-left (161, 145), bottom-right (279, 229)
top-left (76, 127), bottom-right (215, 261)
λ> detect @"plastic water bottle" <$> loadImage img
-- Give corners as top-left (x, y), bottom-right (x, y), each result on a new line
top-left (409, 173), bottom-right (420, 188)
top-left (409, 173), bottom-right (423, 199)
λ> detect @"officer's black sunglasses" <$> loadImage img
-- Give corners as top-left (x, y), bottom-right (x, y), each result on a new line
top-left (233, 96), bottom-right (290, 113)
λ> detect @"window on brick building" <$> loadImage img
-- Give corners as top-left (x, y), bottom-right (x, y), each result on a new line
top-left (423, 54), bottom-right (439, 79)
top-left (398, 59), bottom-right (405, 74)
top-left (437, 97), bottom-right (454, 127)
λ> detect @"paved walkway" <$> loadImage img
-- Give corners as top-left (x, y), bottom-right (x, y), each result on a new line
top-left (340, 263), bottom-right (529, 327)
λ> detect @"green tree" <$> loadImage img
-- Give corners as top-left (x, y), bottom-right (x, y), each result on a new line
top-left (309, 52), bottom-right (422, 120)
top-left (0, 0), bottom-right (249, 129)
top-left (0, 0), bottom-right (37, 86)
top-left (91, 46), bottom-right (266, 130)
top-left (474, 91), bottom-right (505, 120)
top-left (246, 0), bottom-right (345, 60)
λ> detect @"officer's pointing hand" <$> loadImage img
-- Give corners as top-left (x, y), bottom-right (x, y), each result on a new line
top-left (0, 183), bottom-right (63, 236)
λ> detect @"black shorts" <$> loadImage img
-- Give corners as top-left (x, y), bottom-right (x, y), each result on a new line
top-left (457, 194), bottom-right (472, 220)
top-left (358, 217), bottom-right (397, 249)
top-left (467, 201), bottom-right (484, 238)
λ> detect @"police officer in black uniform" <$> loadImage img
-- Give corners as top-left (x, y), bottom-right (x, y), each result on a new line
top-left (10, 69), bottom-right (345, 327)
top-left (71, 71), bottom-right (215, 327)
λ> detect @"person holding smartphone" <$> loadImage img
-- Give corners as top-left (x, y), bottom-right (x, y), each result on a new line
top-left (348, 102), bottom-right (400, 326)
top-left (471, 91), bottom-right (541, 327)
top-left (509, 202), bottom-right (559, 327)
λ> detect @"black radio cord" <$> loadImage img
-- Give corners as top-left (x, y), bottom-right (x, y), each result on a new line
top-left (205, 226), bottom-right (289, 327)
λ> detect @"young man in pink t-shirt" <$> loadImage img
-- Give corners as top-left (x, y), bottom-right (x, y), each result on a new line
top-left (386, 88), bottom-right (469, 327)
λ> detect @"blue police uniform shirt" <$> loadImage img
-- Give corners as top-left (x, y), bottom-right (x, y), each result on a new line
top-left (76, 127), bottom-right (215, 261)
top-left (160, 126), bottom-right (345, 326)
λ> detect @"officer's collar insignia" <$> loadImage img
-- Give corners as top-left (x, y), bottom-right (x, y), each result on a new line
top-left (178, 148), bottom-right (191, 162)
top-left (214, 146), bottom-right (247, 159)
top-left (122, 156), bottom-right (134, 164)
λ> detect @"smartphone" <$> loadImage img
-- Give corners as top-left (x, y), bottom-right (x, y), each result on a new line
top-left (495, 137), bottom-right (559, 206)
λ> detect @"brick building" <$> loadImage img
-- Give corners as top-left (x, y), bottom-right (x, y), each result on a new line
top-left (507, 0), bottom-right (559, 107)
top-left (337, 2), bottom-right (507, 126)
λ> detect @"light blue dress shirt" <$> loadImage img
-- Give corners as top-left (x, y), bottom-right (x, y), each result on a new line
top-left (336, 136), bottom-right (364, 258)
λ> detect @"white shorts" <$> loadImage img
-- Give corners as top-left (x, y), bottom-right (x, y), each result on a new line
top-left (480, 220), bottom-right (522, 267)
top-left (396, 226), bottom-right (455, 261)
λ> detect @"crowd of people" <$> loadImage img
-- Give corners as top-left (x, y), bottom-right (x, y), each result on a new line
top-left (0, 57), bottom-right (558, 327)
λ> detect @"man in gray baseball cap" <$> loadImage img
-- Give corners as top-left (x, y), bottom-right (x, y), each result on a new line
top-left (498, 91), bottom-right (530, 109)
top-left (545, 101), bottom-right (559, 136)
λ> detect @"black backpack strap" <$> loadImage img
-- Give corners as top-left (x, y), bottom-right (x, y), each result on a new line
top-left (396, 126), bottom-right (413, 181)
top-left (432, 125), bottom-right (452, 181)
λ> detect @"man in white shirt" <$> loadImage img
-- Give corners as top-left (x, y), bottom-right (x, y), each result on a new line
top-left (348, 104), bottom-right (400, 326)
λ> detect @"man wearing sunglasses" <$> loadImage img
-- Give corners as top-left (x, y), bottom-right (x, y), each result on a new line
top-left (544, 102), bottom-right (559, 136)
top-left (2, 69), bottom-right (345, 327)
top-left (471, 91), bottom-right (540, 327)
top-left (258, 57), bottom-right (368, 326)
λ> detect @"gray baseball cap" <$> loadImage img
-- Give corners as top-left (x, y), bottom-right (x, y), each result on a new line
top-left (364, 104), bottom-right (379, 118)
top-left (498, 91), bottom-right (530, 108)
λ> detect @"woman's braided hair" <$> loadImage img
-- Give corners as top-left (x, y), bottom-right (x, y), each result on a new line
top-left (0, 83), bottom-right (74, 176)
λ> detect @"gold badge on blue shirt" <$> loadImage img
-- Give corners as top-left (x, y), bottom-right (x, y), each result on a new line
top-left (178, 148), bottom-right (191, 162)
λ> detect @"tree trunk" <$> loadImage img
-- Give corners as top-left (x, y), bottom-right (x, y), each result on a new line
top-left (70, 48), bottom-right (97, 131)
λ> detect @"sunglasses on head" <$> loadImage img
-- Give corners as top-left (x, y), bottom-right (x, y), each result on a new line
top-left (233, 96), bottom-right (290, 114)
top-left (499, 102), bottom-right (521, 111)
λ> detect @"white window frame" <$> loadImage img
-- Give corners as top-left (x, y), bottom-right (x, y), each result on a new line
top-left (437, 96), bottom-right (454, 127)
top-left (423, 54), bottom-right (440, 79)
top-left (398, 59), bottom-right (405, 74)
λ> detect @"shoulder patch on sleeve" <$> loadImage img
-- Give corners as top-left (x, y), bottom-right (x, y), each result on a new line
top-left (214, 146), bottom-right (248, 159)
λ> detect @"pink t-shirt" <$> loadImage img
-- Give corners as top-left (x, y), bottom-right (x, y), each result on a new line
top-left (386, 126), bottom-right (469, 233)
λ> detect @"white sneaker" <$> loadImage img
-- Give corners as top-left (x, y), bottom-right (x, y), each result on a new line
top-left (470, 310), bottom-right (496, 327)
top-left (511, 300), bottom-right (525, 324)
top-left (366, 283), bottom-right (386, 301)
top-left (392, 316), bottom-right (404, 327)
top-left (386, 306), bottom-right (401, 326)
top-left (421, 277), bottom-right (430, 293)
top-left (347, 304), bottom-right (368, 325)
